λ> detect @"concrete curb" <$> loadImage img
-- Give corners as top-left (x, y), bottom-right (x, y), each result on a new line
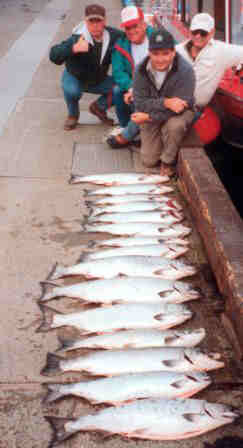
top-left (178, 147), bottom-right (243, 360)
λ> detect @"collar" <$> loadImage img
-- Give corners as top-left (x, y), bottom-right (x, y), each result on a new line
top-left (72, 21), bottom-right (110, 62)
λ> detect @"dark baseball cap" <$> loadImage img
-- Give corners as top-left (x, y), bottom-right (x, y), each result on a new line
top-left (85, 4), bottom-right (106, 20)
top-left (149, 29), bottom-right (175, 50)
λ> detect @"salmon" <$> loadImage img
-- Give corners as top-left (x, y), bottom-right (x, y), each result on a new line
top-left (45, 398), bottom-right (238, 445)
top-left (41, 347), bottom-right (224, 377)
top-left (70, 172), bottom-right (169, 185)
top-left (37, 302), bottom-right (192, 334)
top-left (43, 370), bottom-right (211, 405)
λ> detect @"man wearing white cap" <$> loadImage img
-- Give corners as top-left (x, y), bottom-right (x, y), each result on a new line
top-left (107, 5), bottom-right (155, 149)
top-left (176, 12), bottom-right (243, 109)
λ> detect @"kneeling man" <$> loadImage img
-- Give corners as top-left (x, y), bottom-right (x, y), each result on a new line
top-left (132, 28), bottom-right (195, 176)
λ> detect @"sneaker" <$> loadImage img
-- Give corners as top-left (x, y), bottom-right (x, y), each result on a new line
top-left (64, 115), bottom-right (79, 131)
top-left (89, 101), bottom-right (114, 126)
top-left (106, 134), bottom-right (131, 149)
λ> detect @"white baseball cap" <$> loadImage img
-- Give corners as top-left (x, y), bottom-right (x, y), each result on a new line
top-left (121, 5), bottom-right (144, 28)
top-left (190, 13), bottom-right (215, 32)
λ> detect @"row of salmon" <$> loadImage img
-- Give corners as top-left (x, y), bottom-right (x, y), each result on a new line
top-left (42, 173), bottom-right (239, 446)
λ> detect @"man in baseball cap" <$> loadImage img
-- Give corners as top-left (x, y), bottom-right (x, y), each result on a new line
top-left (190, 12), bottom-right (215, 33)
top-left (177, 12), bottom-right (243, 110)
top-left (131, 28), bottom-right (196, 176)
top-left (49, 4), bottom-right (123, 130)
top-left (107, 5), bottom-right (155, 149)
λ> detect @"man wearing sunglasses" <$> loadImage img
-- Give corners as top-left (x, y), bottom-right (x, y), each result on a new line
top-left (49, 4), bottom-right (123, 130)
top-left (176, 13), bottom-right (243, 110)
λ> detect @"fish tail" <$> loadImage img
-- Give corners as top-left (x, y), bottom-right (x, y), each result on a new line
top-left (42, 383), bottom-right (64, 404)
top-left (45, 415), bottom-right (75, 447)
top-left (38, 281), bottom-right (58, 302)
top-left (87, 240), bottom-right (96, 249)
top-left (69, 174), bottom-right (78, 184)
top-left (41, 353), bottom-right (63, 376)
top-left (47, 263), bottom-right (65, 281)
top-left (83, 188), bottom-right (91, 197)
top-left (36, 304), bottom-right (57, 332)
top-left (56, 335), bottom-right (75, 353)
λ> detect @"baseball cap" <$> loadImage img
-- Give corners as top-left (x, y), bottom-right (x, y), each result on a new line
top-left (149, 29), bottom-right (175, 51)
top-left (190, 13), bottom-right (215, 32)
top-left (121, 6), bottom-right (144, 28)
top-left (85, 4), bottom-right (106, 20)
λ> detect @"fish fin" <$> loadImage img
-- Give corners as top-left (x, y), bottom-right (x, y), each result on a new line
top-left (162, 360), bottom-right (181, 368)
top-left (158, 291), bottom-right (173, 299)
top-left (42, 383), bottom-right (64, 404)
top-left (45, 416), bottom-right (76, 447)
top-left (183, 413), bottom-right (202, 423)
top-left (164, 335), bottom-right (180, 345)
top-left (41, 353), bottom-right (63, 377)
top-left (36, 304), bottom-right (61, 333)
top-left (154, 313), bottom-right (165, 321)
top-left (56, 335), bottom-right (76, 353)
top-left (153, 269), bottom-right (164, 276)
top-left (171, 379), bottom-right (187, 389)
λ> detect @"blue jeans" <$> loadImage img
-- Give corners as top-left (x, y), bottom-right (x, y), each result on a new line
top-left (112, 85), bottom-right (140, 141)
top-left (62, 69), bottom-right (114, 117)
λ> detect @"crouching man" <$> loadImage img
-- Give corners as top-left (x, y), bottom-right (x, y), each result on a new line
top-left (132, 28), bottom-right (196, 176)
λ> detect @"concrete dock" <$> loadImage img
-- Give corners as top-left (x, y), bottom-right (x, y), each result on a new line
top-left (1, 0), bottom-right (243, 447)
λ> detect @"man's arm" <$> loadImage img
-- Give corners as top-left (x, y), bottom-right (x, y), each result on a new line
top-left (133, 62), bottom-right (195, 122)
top-left (49, 35), bottom-right (82, 65)
top-left (112, 45), bottom-right (133, 92)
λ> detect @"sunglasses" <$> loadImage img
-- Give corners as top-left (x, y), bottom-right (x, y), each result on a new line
top-left (191, 29), bottom-right (209, 37)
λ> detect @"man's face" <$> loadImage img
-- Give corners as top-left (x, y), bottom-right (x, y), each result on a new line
top-left (124, 20), bottom-right (147, 44)
top-left (190, 28), bottom-right (214, 49)
top-left (86, 18), bottom-right (106, 40)
top-left (149, 48), bottom-right (175, 72)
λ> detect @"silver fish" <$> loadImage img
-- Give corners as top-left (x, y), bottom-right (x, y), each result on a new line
top-left (83, 222), bottom-right (191, 237)
top-left (87, 199), bottom-right (182, 215)
top-left (85, 194), bottom-right (175, 205)
top-left (70, 172), bottom-right (169, 185)
top-left (48, 256), bottom-right (197, 280)
top-left (88, 236), bottom-right (189, 248)
top-left (56, 328), bottom-right (206, 353)
top-left (81, 244), bottom-right (188, 261)
top-left (87, 210), bottom-right (183, 225)
top-left (43, 371), bottom-right (211, 405)
top-left (85, 183), bottom-right (173, 196)
top-left (45, 398), bottom-right (238, 445)
top-left (41, 347), bottom-right (224, 377)
top-left (37, 302), bottom-right (192, 334)
top-left (39, 276), bottom-right (201, 304)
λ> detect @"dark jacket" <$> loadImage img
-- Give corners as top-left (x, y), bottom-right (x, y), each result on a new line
top-left (49, 26), bottom-right (123, 86)
top-left (133, 53), bottom-right (195, 123)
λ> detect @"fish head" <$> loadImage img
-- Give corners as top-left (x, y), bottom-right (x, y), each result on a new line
top-left (172, 260), bottom-right (197, 277)
top-left (185, 348), bottom-right (225, 371)
top-left (204, 401), bottom-right (240, 424)
top-left (174, 282), bottom-right (202, 299)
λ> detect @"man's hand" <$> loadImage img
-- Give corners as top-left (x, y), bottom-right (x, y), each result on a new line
top-left (164, 97), bottom-right (188, 113)
top-left (72, 36), bottom-right (89, 54)
top-left (124, 88), bottom-right (133, 105)
top-left (131, 112), bottom-right (151, 124)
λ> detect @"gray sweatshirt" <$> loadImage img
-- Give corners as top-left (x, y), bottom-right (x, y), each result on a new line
top-left (133, 53), bottom-right (195, 123)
